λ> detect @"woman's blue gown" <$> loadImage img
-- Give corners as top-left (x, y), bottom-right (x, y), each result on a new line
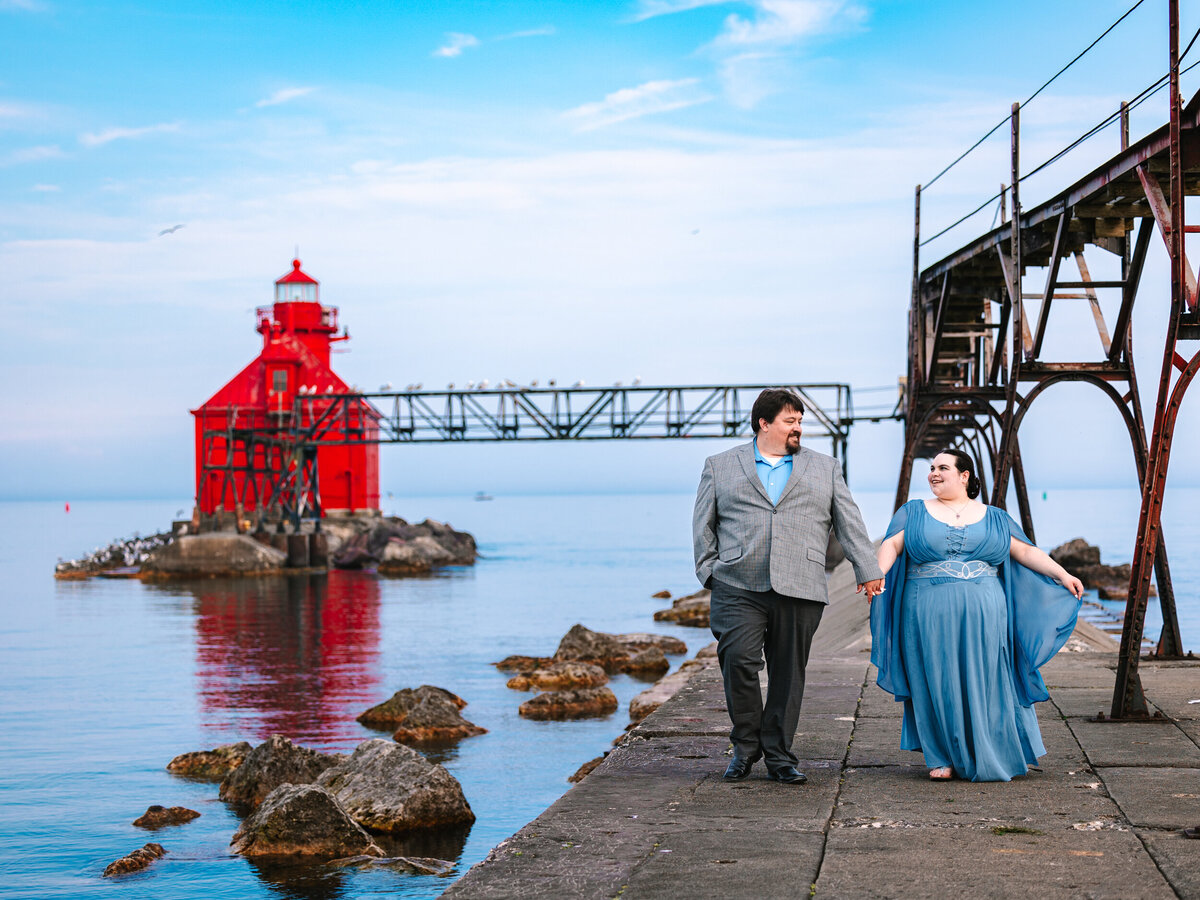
top-left (869, 500), bottom-right (1081, 782)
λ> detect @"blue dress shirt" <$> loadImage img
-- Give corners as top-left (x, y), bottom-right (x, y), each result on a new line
top-left (753, 440), bottom-right (793, 505)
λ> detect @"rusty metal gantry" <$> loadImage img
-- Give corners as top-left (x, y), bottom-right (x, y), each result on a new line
top-left (898, 1), bottom-right (1199, 719)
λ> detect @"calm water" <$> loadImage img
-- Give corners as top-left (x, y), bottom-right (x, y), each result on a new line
top-left (0, 488), bottom-right (1195, 899)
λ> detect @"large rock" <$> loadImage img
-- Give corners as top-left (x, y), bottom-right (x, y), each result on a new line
top-left (330, 516), bottom-right (477, 574)
top-left (133, 805), bottom-right (200, 829)
top-left (1082, 563), bottom-right (1155, 600)
top-left (331, 855), bottom-right (456, 875)
top-left (316, 739), bottom-right (475, 833)
top-left (1049, 539), bottom-right (1156, 599)
top-left (493, 655), bottom-right (553, 673)
top-left (379, 536), bottom-right (457, 574)
top-left (629, 643), bottom-right (719, 723)
top-left (219, 735), bottom-right (345, 809)
top-left (625, 647), bottom-right (670, 676)
top-left (141, 533), bottom-right (286, 578)
top-left (358, 685), bottom-right (464, 722)
top-left (230, 783), bottom-right (384, 858)
top-left (166, 741), bottom-right (252, 780)
top-left (1050, 538), bottom-right (1102, 570)
top-left (518, 687), bottom-right (619, 720)
top-left (568, 755), bottom-right (606, 783)
top-left (357, 686), bottom-right (485, 744)
top-left (103, 843), bottom-right (166, 877)
top-left (398, 702), bottom-right (484, 745)
top-left (615, 633), bottom-right (687, 655)
top-left (653, 589), bottom-right (711, 627)
top-left (506, 661), bottom-right (608, 691)
top-left (554, 624), bottom-right (631, 672)
top-left (503, 626), bottom-right (684, 678)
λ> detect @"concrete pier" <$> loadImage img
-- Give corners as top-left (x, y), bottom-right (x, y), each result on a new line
top-left (445, 563), bottom-right (1200, 899)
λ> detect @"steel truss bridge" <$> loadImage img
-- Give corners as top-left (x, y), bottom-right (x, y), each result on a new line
top-left (901, 1), bottom-right (1198, 720)
top-left (304, 383), bottom-right (853, 445)
top-left (199, 381), bottom-right (867, 526)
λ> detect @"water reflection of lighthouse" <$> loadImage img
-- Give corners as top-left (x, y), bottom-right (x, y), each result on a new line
top-left (187, 570), bottom-right (382, 748)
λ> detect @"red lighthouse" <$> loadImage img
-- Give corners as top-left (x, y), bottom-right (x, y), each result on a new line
top-left (192, 259), bottom-right (380, 521)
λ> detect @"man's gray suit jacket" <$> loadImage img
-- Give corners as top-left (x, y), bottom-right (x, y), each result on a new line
top-left (693, 441), bottom-right (882, 604)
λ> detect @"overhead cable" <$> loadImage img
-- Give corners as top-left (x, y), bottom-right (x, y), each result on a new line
top-left (921, 49), bottom-right (1200, 248)
top-left (921, 0), bottom-right (1150, 191)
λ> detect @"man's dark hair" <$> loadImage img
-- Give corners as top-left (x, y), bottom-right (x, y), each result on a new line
top-left (751, 389), bottom-right (805, 433)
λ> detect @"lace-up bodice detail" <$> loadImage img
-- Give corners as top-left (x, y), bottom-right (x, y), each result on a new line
top-left (944, 523), bottom-right (967, 558)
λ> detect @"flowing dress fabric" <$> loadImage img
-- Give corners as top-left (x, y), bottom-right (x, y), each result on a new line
top-left (869, 501), bottom-right (1081, 782)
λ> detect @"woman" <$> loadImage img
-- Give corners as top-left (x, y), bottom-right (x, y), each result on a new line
top-left (869, 449), bottom-right (1084, 782)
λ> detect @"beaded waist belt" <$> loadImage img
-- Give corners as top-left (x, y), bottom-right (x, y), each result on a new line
top-left (910, 560), bottom-right (998, 580)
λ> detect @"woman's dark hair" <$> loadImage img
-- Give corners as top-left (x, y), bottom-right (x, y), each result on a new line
top-left (751, 389), bottom-right (806, 433)
top-left (937, 448), bottom-right (982, 500)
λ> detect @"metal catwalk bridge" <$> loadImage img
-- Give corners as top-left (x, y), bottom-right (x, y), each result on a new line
top-left (199, 380), bottom-right (880, 531)
top-left (901, 0), bottom-right (1199, 719)
top-left (300, 383), bottom-right (854, 445)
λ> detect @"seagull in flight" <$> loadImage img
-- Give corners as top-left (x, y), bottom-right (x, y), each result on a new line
top-left (158, 224), bottom-right (185, 236)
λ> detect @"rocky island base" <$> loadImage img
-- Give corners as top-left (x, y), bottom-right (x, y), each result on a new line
top-left (56, 512), bottom-right (476, 580)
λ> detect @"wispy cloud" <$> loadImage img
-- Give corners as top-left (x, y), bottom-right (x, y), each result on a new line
top-left (3, 144), bottom-right (64, 165)
top-left (433, 32), bottom-right (480, 58)
top-left (710, 0), bottom-right (866, 49)
top-left (631, 0), bottom-right (729, 21)
top-left (564, 78), bottom-right (713, 131)
top-left (30, 183), bottom-right (60, 191)
top-left (79, 122), bottom-right (180, 147)
top-left (255, 86), bottom-right (315, 108)
top-left (433, 25), bottom-right (553, 58)
top-left (0, 100), bottom-right (49, 123)
top-left (0, 0), bottom-right (49, 11)
top-left (496, 25), bottom-right (556, 40)
top-left (631, 1), bottom-right (868, 109)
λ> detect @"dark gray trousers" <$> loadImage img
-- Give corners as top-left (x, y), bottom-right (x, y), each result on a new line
top-left (709, 578), bottom-right (825, 769)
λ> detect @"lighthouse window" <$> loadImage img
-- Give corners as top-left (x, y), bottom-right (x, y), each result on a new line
top-left (275, 283), bottom-right (316, 302)
top-left (272, 370), bottom-right (289, 393)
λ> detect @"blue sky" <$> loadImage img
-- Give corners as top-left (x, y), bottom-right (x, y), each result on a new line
top-left (2, 0), bottom-right (1199, 502)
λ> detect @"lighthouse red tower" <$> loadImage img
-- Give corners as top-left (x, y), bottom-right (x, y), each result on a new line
top-left (192, 260), bottom-right (380, 520)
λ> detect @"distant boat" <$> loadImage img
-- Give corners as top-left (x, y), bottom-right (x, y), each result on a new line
top-left (474, 491), bottom-right (494, 502)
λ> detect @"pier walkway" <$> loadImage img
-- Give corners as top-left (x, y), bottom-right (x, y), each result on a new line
top-left (445, 565), bottom-right (1200, 899)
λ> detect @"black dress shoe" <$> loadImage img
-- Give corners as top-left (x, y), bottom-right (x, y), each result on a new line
top-left (723, 755), bottom-right (760, 781)
top-left (767, 766), bottom-right (808, 785)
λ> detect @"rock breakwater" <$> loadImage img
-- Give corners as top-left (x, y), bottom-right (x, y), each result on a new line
top-left (56, 513), bottom-right (477, 580)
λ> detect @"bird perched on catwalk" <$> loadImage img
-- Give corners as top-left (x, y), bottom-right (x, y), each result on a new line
top-left (379, 383), bottom-right (393, 392)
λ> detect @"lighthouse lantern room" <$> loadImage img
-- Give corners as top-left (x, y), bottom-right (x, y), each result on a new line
top-left (192, 260), bottom-right (380, 520)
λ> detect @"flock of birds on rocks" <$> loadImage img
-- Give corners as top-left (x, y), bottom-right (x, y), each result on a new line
top-left (57, 532), bottom-right (174, 573)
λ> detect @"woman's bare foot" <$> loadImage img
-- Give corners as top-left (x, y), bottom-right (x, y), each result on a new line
top-left (929, 766), bottom-right (953, 780)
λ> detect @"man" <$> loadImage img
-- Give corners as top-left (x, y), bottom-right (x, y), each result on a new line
top-left (693, 388), bottom-right (884, 784)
